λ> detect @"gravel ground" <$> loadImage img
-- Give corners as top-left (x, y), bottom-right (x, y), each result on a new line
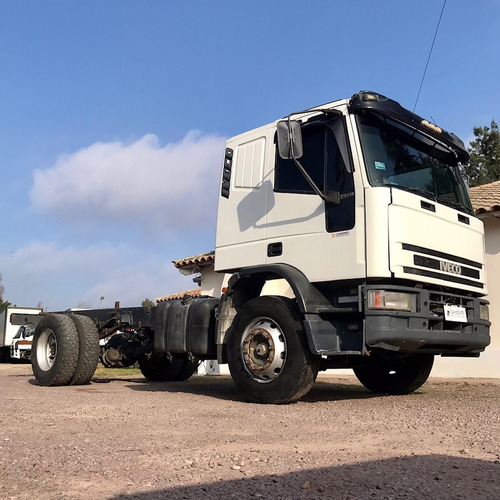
top-left (0, 363), bottom-right (499, 500)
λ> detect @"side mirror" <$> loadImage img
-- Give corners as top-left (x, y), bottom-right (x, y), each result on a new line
top-left (277, 120), bottom-right (303, 159)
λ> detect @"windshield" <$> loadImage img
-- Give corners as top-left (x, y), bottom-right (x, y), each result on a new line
top-left (356, 112), bottom-right (473, 215)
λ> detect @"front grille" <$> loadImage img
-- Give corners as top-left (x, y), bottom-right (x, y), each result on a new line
top-left (401, 243), bottom-right (483, 290)
top-left (402, 243), bottom-right (482, 268)
top-left (427, 292), bottom-right (476, 333)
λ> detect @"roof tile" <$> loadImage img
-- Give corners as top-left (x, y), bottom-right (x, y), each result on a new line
top-left (156, 288), bottom-right (201, 303)
top-left (172, 251), bottom-right (215, 269)
top-left (469, 180), bottom-right (500, 215)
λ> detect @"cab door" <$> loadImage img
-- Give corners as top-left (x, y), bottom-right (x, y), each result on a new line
top-left (266, 115), bottom-right (363, 283)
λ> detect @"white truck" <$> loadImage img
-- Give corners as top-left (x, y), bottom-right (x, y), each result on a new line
top-left (0, 307), bottom-right (42, 362)
top-left (15, 91), bottom-right (490, 403)
top-left (9, 324), bottom-right (36, 361)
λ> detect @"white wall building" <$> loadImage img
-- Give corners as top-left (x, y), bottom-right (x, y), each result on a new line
top-left (433, 181), bottom-right (500, 378)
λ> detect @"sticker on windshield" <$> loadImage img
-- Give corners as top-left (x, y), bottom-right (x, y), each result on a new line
top-left (375, 161), bottom-right (386, 170)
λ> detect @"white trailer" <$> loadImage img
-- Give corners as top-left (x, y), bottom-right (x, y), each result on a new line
top-left (0, 307), bottom-right (42, 362)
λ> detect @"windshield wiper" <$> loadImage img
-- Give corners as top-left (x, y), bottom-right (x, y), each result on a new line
top-left (383, 182), bottom-right (436, 201)
top-left (439, 199), bottom-right (472, 215)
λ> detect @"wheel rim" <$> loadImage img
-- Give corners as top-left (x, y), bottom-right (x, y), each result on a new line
top-left (37, 329), bottom-right (57, 371)
top-left (240, 317), bottom-right (286, 383)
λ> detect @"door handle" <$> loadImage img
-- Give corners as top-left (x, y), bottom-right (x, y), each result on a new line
top-left (267, 242), bottom-right (283, 257)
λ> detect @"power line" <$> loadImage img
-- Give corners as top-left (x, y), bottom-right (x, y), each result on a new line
top-left (413, 0), bottom-right (447, 113)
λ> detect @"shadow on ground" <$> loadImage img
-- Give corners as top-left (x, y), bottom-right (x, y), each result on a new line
top-left (24, 371), bottom-right (429, 403)
top-left (120, 375), bottom-right (386, 403)
top-left (110, 454), bottom-right (499, 500)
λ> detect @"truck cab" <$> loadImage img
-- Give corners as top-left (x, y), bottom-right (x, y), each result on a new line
top-left (213, 91), bottom-right (490, 400)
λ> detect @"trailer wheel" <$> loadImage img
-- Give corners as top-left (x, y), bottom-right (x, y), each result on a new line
top-left (138, 354), bottom-right (185, 382)
top-left (227, 296), bottom-right (320, 404)
top-left (31, 314), bottom-right (80, 386)
top-left (69, 314), bottom-right (100, 385)
top-left (353, 354), bottom-right (434, 395)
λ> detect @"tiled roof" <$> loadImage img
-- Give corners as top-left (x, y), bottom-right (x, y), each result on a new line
top-left (172, 251), bottom-right (215, 269)
top-left (469, 180), bottom-right (500, 215)
top-left (156, 288), bottom-right (201, 303)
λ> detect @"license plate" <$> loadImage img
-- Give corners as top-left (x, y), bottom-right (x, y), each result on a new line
top-left (444, 304), bottom-right (467, 323)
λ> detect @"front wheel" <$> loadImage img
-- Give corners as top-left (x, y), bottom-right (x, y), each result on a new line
top-left (227, 296), bottom-right (320, 404)
top-left (353, 354), bottom-right (434, 395)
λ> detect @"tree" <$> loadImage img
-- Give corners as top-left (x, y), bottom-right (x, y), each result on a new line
top-left (463, 119), bottom-right (500, 187)
top-left (0, 274), bottom-right (11, 313)
top-left (141, 298), bottom-right (155, 307)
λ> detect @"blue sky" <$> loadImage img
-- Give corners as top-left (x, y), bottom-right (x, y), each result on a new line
top-left (1, 0), bottom-right (499, 310)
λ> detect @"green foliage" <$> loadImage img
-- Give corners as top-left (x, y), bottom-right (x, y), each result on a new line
top-left (0, 274), bottom-right (11, 313)
top-left (463, 120), bottom-right (500, 187)
top-left (141, 298), bottom-right (155, 307)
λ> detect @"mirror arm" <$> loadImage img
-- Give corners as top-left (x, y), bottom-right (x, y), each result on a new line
top-left (291, 158), bottom-right (340, 205)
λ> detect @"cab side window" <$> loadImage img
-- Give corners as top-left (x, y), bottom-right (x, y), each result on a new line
top-left (275, 122), bottom-right (325, 194)
top-left (275, 118), bottom-right (355, 232)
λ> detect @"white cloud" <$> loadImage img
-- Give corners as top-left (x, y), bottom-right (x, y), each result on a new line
top-left (30, 132), bottom-right (226, 231)
top-left (0, 241), bottom-right (193, 310)
top-left (81, 263), bottom-right (191, 310)
top-left (8, 132), bottom-right (226, 310)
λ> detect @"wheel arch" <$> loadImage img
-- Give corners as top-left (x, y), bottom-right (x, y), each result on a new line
top-left (223, 264), bottom-right (339, 356)
top-left (227, 264), bottom-right (332, 314)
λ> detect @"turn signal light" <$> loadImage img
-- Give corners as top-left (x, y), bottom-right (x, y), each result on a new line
top-left (480, 304), bottom-right (489, 321)
top-left (367, 290), bottom-right (414, 312)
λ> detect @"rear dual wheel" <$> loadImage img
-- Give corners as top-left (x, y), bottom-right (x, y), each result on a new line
top-left (31, 314), bottom-right (99, 386)
top-left (138, 353), bottom-right (199, 382)
top-left (69, 314), bottom-right (100, 385)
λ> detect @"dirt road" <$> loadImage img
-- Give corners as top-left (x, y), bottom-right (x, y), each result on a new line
top-left (0, 364), bottom-right (499, 499)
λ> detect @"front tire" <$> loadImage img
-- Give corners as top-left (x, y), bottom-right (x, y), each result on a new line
top-left (31, 314), bottom-right (80, 386)
top-left (353, 354), bottom-right (434, 395)
top-left (227, 296), bottom-right (320, 404)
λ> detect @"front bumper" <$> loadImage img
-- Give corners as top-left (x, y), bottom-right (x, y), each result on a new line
top-left (363, 285), bottom-right (491, 355)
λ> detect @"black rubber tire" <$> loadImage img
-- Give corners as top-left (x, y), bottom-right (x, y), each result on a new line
top-left (0, 346), bottom-right (10, 363)
top-left (138, 354), bottom-right (185, 382)
top-left (69, 314), bottom-right (100, 385)
top-left (31, 314), bottom-right (80, 386)
top-left (227, 296), bottom-right (320, 404)
top-left (353, 354), bottom-right (434, 395)
top-left (172, 355), bottom-right (200, 381)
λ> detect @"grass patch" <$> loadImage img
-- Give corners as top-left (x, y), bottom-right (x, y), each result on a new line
top-left (94, 365), bottom-right (142, 378)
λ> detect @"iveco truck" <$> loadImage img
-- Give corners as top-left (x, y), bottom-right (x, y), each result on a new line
top-left (15, 91), bottom-right (490, 403)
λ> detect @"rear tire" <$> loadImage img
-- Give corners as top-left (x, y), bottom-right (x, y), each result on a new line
top-left (172, 354), bottom-right (200, 381)
top-left (31, 314), bottom-right (80, 386)
top-left (227, 296), bottom-right (320, 404)
top-left (69, 314), bottom-right (100, 385)
top-left (353, 354), bottom-right (434, 394)
top-left (0, 346), bottom-right (9, 363)
top-left (138, 354), bottom-right (185, 382)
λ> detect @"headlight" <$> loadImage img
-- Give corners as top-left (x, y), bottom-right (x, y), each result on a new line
top-left (367, 290), bottom-right (414, 312)
top-left (480, 304), bottom-right (489, 321)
